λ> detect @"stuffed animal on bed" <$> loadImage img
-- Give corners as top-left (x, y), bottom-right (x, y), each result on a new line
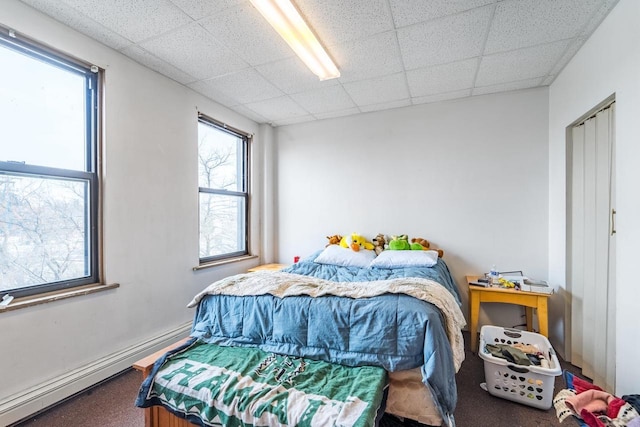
top-left (410, 237), bottom-right (430, 250)
top-left (340, 233), bottom-right (374, 252)
top-left (326, 234), bottom-right (343, 247)
top-left (372, 233), bottom-right (386, 255)
top-left (388, 234), bottom-right (411, 250)
top-left (411, 237), bottom-right (444, 257)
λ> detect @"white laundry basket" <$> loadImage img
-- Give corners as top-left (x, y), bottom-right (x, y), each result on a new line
top-left (479, 326), bottom-right (562, 409)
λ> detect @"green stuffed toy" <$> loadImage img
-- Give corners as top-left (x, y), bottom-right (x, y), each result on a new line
top-left (388, 234), bottom-right (411, 250)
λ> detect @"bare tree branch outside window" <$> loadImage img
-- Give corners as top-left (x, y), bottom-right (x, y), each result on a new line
top-left (0, 175), bottom-right (88, 292)
top-left (197, 119), bottom-right (248, 261)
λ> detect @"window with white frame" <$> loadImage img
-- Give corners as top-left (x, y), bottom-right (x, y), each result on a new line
top-left (197, 114), bottom-right (249, 263)
top-left (0, 28), bottom-right (101, 298)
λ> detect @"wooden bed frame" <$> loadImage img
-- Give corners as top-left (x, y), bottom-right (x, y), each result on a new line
top-left (133, 337), bottom-right (192, 427)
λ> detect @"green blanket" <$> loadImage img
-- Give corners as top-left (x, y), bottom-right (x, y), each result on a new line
top-left (136, 339), bottom-right (388, 427)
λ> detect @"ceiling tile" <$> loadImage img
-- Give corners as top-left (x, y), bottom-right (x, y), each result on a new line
top-left (290, 85), bottom-right (357, 115)
top-left (472, 77), bottom-right (543, 96)
top-left (412, 89), bottom-right (472, 105)
top-left (256, 57), bottom-right (340, 95)
top-left (294, 0), bottom-right (394, 46)
top-left (61, 0), bottom-right (193, 43)
top-left (332, 31), bottom-right (404, 83)
top-left (271, 115), bottom-right (316, 126)
top-left (199, 2), bottom-right (293, 66)
top-left (229, 104), bottom-right (268, 124)
top-left (343, 73), bottom-right (409, 107)
top-left (476, 39), bottom-right (569, 87)
top-left (548, 37), bottom-right (586, 76)
top-left (398, 5), bottom-right (493, 70)
top-left (389, 0), bottom-right (496, 29)
top-left (244, 96), bottom-right (310, 122)
top-left (359, 99), bottom-right (411, 113)
top-left (17, 0), bottom-right (620, 126)
top-left (21, 0), bottom-right (133, 49)
top-left (485, 0), bottom-right (602, 54)
top-left (138, 23), bottom-right (249, 80)
top-left (168, 0), bottom-right (244, 20)
top-left (406, 58), bottom-right (478, 97)
top-left (314, 107), bottom-right (362, 121)
top-left (195, 69), bottom-right (283, 105)
top-left (187, 81), bottom-right (239, 107)
top-left (121, 45), bottom-right (197, 85)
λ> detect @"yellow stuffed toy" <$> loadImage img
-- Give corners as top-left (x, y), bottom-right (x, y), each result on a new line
top-left (340, 233), bottom-right (374, 252)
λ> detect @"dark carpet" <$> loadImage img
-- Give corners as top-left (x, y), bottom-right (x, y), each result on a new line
top-left (12, 332), bottom-right (579, 427)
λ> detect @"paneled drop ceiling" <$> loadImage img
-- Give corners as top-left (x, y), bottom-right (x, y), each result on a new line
top-left (19, 0), bottom-right (619, 126)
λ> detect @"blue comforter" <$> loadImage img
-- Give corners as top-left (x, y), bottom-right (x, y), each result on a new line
top-left (190, 253), bottom-right (461, 423)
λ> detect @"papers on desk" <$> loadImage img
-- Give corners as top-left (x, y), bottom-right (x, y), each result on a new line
top-left (521, 279), bottom-right (553, 294)
top-left (469, 276), bottom-right (553, 294)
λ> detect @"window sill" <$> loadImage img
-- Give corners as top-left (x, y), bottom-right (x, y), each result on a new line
top-left (193, 255), bottom-right (258, 271)
top-left (0, 283), bottom-right (119, 313)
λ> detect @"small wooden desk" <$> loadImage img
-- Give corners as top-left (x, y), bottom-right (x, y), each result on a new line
top-left (247, 263), bottom-right (287, 272)
top-left (466, 275), bottom-right (551, 353)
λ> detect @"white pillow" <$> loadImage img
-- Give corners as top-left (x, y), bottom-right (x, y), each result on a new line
top-left (314, 245), bottom-right (376, 268)
top-left (368, 250), bottom-right (439, 268)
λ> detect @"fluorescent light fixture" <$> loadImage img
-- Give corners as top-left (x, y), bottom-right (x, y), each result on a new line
top-left (250, 0), bottom-right (340, 81)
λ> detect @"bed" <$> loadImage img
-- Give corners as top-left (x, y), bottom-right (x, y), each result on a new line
top-left (135, 246), bottom-right (466, 427)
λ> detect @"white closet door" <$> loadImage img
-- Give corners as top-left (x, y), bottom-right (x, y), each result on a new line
top-left (569, 104), bottom-right (615, 391)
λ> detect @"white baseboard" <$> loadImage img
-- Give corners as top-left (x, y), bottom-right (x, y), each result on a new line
top-left (0, 322), bottom-right (192, 426)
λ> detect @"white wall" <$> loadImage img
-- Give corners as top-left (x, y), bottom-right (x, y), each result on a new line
top-left (548, 0), bottom-right (640, 396)
top-left (275, 89), bottom-right (550, 329)
top-left (0, 2), bottom-right (266, 424)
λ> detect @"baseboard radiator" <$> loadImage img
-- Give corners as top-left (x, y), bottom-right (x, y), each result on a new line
top-left (0, 322), bottom-right (192, 426)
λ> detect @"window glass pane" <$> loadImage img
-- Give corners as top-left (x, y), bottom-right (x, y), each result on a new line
top-left (0, 43), bottom-right (87, 171)
top-left (199, 193), bottom-right (245, 258)
top-left (198, 123), bottom-right (243, 191)
top-left (0, 174), bottom-right (90, 291)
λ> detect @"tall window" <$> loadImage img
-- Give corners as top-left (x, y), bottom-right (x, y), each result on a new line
top-left (198, 115), bottom-right (249, 263)
top-left (0, 28), bottom-right (100, 298)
